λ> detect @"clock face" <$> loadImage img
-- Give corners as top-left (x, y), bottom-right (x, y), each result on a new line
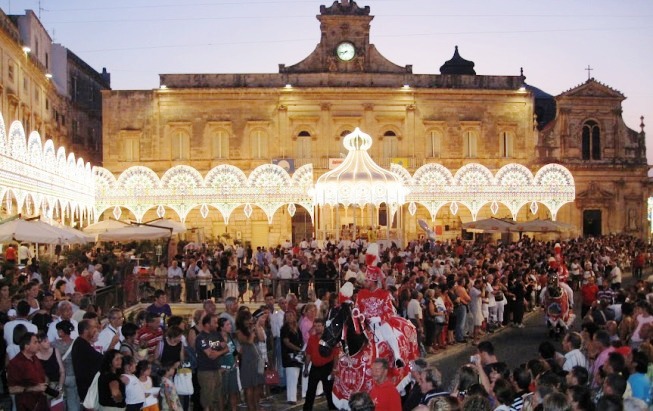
top-left (336, 42), bottom-right (356, 61)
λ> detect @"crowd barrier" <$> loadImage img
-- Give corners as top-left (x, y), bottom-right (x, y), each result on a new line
top-left (130, 275), bottom-right (343, 304)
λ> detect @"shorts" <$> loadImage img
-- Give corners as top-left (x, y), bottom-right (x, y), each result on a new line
top-left (198, 370), bottom-right (223, 408)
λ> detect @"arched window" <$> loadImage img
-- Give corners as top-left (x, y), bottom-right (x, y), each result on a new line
top-left (582, 120), bottom-right (601, 160)
top-left (250, 129), bottom-right (268, 159)
top-left (296, 130), bottom-right (312, 158)
top-left (463, 130), bottom-right (477, 158)
top-left (382, 130), bottom-right (398, 158)
top-left (171, 130), bottom-right (190, 160)
top-left (500, 131), bottom-right (513, 158)
top-left (212, 129), bottom-right (229, 159)
top-left (426, 130), bottom-right (441, 158)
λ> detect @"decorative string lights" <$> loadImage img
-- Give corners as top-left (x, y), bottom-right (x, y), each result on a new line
top-left (0, 115), bottom-right (95, 225)
top-left (0, 117), bottom-right (575, 228)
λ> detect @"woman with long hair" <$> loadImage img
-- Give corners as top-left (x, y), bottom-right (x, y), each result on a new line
top-left (218, 317), bottom-right (239, 411)
top-left (249, 265), bottom-right (262, 303)
top-left (281, 310), bottom-right (303, 405)
top-left (35, 331), bottom-right (64, 400)
top-left (98, 349), bottom-right (126, 410)
top-left (236, 310), bottom-right (265, 411)
top-left (52, 319), bottom-right (80, 411)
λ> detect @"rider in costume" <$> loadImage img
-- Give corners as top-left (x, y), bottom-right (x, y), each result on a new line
top-left (339, 243), bottom-right (405, 368)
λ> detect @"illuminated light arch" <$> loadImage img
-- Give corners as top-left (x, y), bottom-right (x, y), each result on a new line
top-left (0, 119), bottom-right (575, 232)
top-left (27, 132), bottom-right (43, 166)
top-left (0, 117), bottom-right (95, 223)
top-left (398, 162), bottom-right (575, 222)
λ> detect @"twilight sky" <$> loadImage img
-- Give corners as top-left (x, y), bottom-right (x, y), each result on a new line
top-left (3, 0), bottom-right (652, 162)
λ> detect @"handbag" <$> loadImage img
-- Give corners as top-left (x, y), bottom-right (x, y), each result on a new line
top-left (173, 367), bottom-right (194, 395)
top-left (82, 372), bottom-right (100, 410)
top-left (264, 368), bottom-right (280, 385)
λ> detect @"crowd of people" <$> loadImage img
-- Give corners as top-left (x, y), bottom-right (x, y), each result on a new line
top-left (0, 233), bottom-right (650, 411)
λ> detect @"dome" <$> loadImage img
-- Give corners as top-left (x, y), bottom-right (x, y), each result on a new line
top-left (313, 128), bottom-right (407, 207)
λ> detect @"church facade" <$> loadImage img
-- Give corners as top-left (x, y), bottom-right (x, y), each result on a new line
top-left (101, 1), bottom-right (648, 246)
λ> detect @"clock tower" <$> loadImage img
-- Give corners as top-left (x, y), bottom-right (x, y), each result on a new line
top-left (279, 0), bottom-right (410, 74)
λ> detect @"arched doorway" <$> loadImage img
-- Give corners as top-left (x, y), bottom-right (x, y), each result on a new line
top-left (583, 209), bottom-right (602, 236)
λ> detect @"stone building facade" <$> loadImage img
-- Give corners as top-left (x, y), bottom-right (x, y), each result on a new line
top-left (101, 1), bottom-right (648, 246)
top-left (0, 9), bottom-right (109, 165)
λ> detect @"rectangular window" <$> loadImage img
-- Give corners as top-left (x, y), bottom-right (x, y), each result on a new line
top-left (296, 137), bottom-right (312, 159)
top-left (71, 76), bottom-right (78, 101)
top-left (171, 131), bottom-right (190, 160)
top-left (383, 136), bottom-right (398, 158)
top-left (123, 137), bottom-right (139, 161)
top-left (427, 130), bottom-right (441, 158)
top-left (251, 130), bottom-right (268, 159)
top-left (212, 130), bottom-right (229, 159)
top-left (463, 131), bottom-right (477, 158)
top-left (500, 131), bottom-right (513, 158)
top-left (8, 63), bottom-right (14, 81)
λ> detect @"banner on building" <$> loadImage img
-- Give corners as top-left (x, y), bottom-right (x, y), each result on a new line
top-left (329, 158), bottom-right (344, 169)
top-left (272, 158), bottom-right (295, 173)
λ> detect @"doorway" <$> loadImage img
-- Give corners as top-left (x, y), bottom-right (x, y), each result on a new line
top-left (291, 207), bottom-right (314, 244)
top-left (583, 209), bottom-right (602, 237)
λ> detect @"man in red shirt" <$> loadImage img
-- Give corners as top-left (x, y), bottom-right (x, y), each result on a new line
top-left (7, 332), bottom-right (49, 411)
top-left (137, 312), bottom-right (164, 360)
top-left (369, 358), bottom-right (401, 411)
top-left (74, 270), bottom-right (95, 295)
top-left (4, 244), bottom-right (16, 265)
top-left (580, 275), bottom-right (599, 318)
top-left (302, 319), bottom-right (337, 411)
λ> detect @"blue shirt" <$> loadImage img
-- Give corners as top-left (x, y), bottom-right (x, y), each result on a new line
top-left (628, 372), bottom-right (651, 404)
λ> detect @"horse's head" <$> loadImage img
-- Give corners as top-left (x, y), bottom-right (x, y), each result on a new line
top-left (319, 303), bottom-right (350, 357)
top-left (547, 273), bottom-right (562, 298)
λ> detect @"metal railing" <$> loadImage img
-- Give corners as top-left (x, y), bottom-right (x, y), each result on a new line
top-left (129, 275), bottom-right (343, 305)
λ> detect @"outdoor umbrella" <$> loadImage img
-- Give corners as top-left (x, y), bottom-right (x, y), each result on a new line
top-left (142, 218), bottom-right (187, 234)
top-left (96, 224), bottom-right (173, 242)
top-left (44, 220), bottom-right (94, 244)
top-left (510, 218), bottom-right (575, 233)
top-left (83, 219), bottom-right (129, 234)
top-left (461, 217), bottom-right (516, 233)
top-left (0, 219), bottom-right (69, 244)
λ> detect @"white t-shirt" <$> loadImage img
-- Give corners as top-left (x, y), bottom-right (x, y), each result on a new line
top-left (406, 299), bottom-right (422, 320)
top-left (97, 325), bottom-right (123, 353)
top-left (3, 319), bottom-right (38, 355)
top-left (124, 373), bottom-right (146, 405)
